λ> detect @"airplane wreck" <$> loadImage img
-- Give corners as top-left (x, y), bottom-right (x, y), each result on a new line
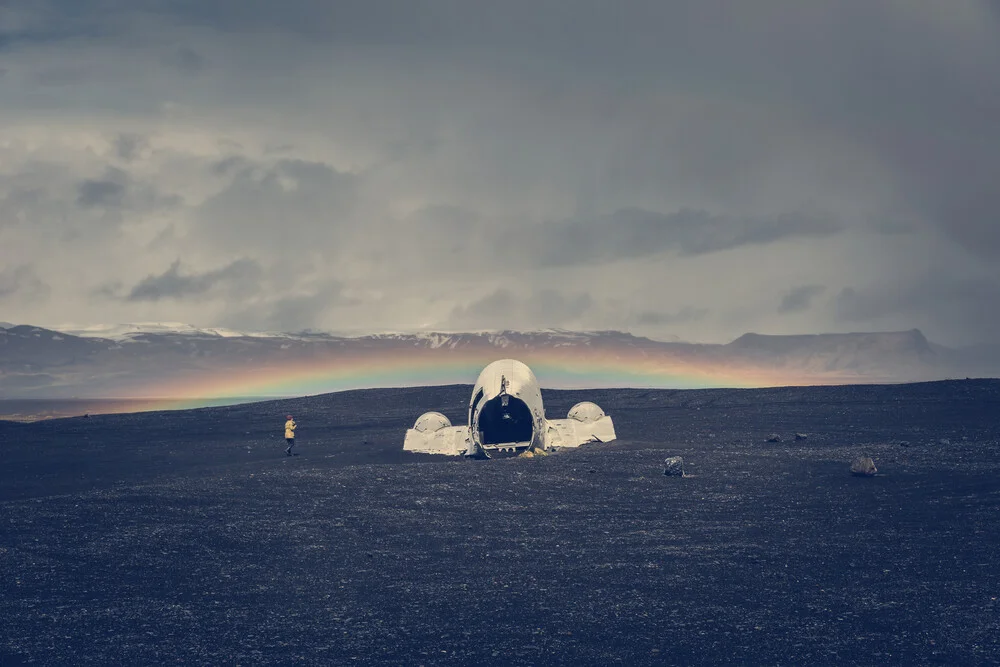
top-left (404, 359), bottom-right (617, 458)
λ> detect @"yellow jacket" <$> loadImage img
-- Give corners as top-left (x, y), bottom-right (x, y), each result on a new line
top-left (285, 419), bottom-right (296, 439)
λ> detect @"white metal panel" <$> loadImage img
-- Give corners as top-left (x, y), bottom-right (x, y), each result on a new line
top-left (403, 425), bottom-right (471, 455)
top-left (544, 415), bottom-right (617, 449)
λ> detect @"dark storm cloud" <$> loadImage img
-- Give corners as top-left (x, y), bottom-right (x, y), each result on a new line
top-left (779, 285), bottom-right (827, 314)
top-left (131, 0), bottom-right (996, 264)
top-left (541, 209), bottom-right (840, 265)
top-left (126, 258), bottom-right (261, 302)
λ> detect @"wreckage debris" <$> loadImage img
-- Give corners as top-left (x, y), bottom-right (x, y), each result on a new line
top-left (794, 433), bottom-right (808, 441)
top-left (766, 434), bottom-right (782, 443)
top-left (663, 456), bottom-right (684, 477)
top-left (850, 456), bottom-right (878, 477)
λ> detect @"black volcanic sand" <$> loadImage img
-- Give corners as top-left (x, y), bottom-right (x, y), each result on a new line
top-left (2, 381), bottom-right (999, 666)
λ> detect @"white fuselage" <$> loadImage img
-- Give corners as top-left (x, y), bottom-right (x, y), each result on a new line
top-left (402, 358), bottom-right (616, 458)
top-left (467, 359), bottom-right (545, 458)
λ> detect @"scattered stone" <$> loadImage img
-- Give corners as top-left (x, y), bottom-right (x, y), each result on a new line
top-left (939, 438), bottom-right (951, 446)
top-left (519, 450), bottom-right (535, 459)
top-left (850, 456), bottom-right (878, 477)
top-left (663, 456), bottom-right (684, 477)
top-left (898, 440), bottom-right (910, 447)
top-left (766, 434), bottom-right (782, 443)
top-left (794, 433), bottom-right (808, 441)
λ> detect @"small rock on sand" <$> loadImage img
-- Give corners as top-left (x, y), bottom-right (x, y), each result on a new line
top-left (663, 457), bottom-right (684, 477)
top-left (850, 456), bottom-right (878, 477)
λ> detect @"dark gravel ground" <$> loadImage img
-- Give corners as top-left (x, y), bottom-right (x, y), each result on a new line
top-left (1, 380), bottom-right (1000, 666)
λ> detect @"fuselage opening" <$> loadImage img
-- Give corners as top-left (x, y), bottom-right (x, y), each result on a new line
top-left (477, 395), bottom-right (534, 446)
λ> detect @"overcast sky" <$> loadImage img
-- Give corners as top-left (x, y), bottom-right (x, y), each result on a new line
top-left (1, 1), bottom-right (999, 345)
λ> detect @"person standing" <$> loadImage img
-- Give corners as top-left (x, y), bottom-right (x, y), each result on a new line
top-left (284, 415), bottom-right (296, 456)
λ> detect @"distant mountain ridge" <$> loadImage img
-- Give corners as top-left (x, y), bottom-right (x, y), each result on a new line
top-left (725, 329), bottom-right (939, 374)
top-left (1, 323), bottom-right (997, 399)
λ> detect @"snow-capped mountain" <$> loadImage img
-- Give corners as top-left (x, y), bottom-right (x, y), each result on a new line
top-left (53, 322), bottom-right (290, 341)
top-left (1, 323), bottom-right (998, 399)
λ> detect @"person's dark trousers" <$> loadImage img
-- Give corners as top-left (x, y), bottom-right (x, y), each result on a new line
top-left (285, 438), bottom-right (295, 455)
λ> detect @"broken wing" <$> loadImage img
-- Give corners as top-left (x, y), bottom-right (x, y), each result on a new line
top-left (403, 425), bottom-right (471, 456)
top-left (544, 415), bottom-right (617, 449)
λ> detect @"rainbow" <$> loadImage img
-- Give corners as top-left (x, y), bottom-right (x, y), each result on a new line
top-left (116, 344), bottom-right (843, 413)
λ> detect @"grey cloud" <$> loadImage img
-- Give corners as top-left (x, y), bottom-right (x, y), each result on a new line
top-left (267, 293), bottom-right (333, 332)
top-left (114, 133), bottom-right (146, 161)
top-left (183, 0), bottom-right (999, 264)
top-left (2, 1), bottom-right (1000, 344)
top-left (779, 285), bottom-right (827, 314)
top-left (163, 46), bottom-right (207, 74)
top-left (0, 1), bottom-right (121, 44)
top-left (634, 306), bottom-right (708, 326)
top-left (211, 156), bottom-right (248, 175)
top-left (835, 287), bottom-right (879, 323)
top-left (126, 258), bottom-right (262, 302)
top-left (32, 65), bottom-right (88, 86)
top-left (836, 277), bottom-right (1000, 344)
top-left (220, 281), bottom-right (359, 332)
top-left (90, 280), bottom-right (124, 300)
top-left (0, 183), bottom-right (45, 228)
top-left (77, 178), bottom-right (125, 208)
top-left (537, 208), bottom-right (841, 267)
top-left (0, 265), bottom-right (49, 301)
top-left (4, 163), bottom-right (175, 239)
top-left (197, 158), bottom-right (358, 257)
top-left (448, 288), bottom-right (594, 330)
top-left (397, 205), bottom-right (841, 274)
top-left (76, 167), bottom-right (133, 210)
